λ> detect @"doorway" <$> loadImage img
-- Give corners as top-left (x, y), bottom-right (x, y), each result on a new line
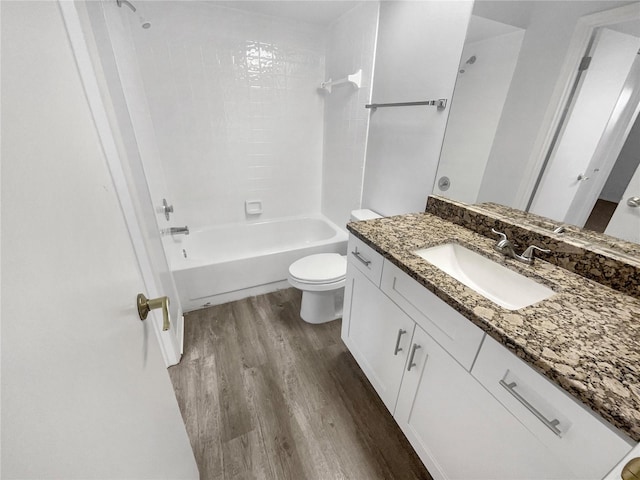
top-left (584, 111), bottom-right (640, 233)
top-left (528, 15), bottom-right (640, 231)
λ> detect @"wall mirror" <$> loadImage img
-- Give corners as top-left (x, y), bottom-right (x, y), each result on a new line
top-left (434, 0), bottom-right (640, 247)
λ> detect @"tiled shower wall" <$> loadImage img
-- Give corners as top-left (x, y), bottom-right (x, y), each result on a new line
top-left (321, 2), bottom-right (379, 230)
top-left (129, 2), bottom-right (326, 227)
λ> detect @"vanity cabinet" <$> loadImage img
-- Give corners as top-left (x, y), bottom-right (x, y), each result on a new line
top-left (394, 324), bottom-right (574, 480)
top-left (473, 335), bottom-right (632, 479)
top-left (341, 234), bottom-right (633, 480)
top-left (380, 260), bottom-right (484, 370)
top-left (341, 265), bottom-right (416, 413)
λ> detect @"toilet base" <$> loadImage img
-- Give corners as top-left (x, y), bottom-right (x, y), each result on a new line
top-left (299, 288), bottom-right (344, 324)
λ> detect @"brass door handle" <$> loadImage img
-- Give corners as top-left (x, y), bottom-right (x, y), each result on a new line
top-left (137, 294), bottom-right (170, 331)
top-left (622, 458), bottom-right (640, 480)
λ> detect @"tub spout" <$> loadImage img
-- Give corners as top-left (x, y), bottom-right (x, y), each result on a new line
top-left (163, 226), bottom-right (189, 236)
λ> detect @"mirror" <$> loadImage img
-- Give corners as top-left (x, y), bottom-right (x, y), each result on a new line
top-left (434, 0), bottom-right (640, 249)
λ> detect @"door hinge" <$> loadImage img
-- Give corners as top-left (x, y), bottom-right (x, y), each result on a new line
top-left (578, 56), bottom-right (592, 71)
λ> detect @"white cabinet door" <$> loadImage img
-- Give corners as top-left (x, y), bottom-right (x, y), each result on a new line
top-left (394, 326), bottom-right (574, 480)
top-left (342, 265), bottom-right (416, 413)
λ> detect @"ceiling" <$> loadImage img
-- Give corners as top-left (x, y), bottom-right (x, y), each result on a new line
top-left (607, 18), bottom-right (640, 38)
top-left (465, 15), bottom-right (523, 44)
top-left (212, 1), bottom-right (362, 26)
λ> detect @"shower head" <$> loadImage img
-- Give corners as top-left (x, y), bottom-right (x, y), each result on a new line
top-left (116, 0), bottom-right (136, 12)
top-left (459, 55), bottom-right (477, 74)
top-left (117, 0), bottom-right (151, 29)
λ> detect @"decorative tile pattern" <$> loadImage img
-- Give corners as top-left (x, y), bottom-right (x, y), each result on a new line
top-left (347, 211), bottom-right (640, 442)
top-left (129, 3), bottom-right (326, 227)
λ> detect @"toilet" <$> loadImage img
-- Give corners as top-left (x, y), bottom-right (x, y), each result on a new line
top-left (288, 209), bottom-right (382, 324)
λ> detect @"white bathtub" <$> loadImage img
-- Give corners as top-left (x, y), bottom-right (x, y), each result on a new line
top-left (170, 215), bottom-right (348, 311)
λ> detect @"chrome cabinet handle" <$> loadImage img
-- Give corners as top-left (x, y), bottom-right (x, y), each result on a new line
top-left (407, 343), bottom-right (422, 371)
top-left (351, 248), bottom-right (371, 267)
top-left (393, 329), bottom-right (407, 355)
top-left (137, 293), bottom-right (170, 331)
top-left (499, 379), bottom-right (562, 436)
top-left (627, 196), bottom-right (640, 208)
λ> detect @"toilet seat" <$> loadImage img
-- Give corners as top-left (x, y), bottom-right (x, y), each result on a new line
top-left (288, 253), bottom-right (346, 291)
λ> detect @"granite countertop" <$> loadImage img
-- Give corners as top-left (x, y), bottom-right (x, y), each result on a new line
top-left (347, 212), bottom-right (640, 443)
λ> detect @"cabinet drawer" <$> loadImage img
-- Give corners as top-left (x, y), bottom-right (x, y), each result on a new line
top-left (380, 260), bottom-right (484, 370)
top-left (473, 335), bottom-right (633, 479)
top-left (347, 234), bottom-right (383, 287)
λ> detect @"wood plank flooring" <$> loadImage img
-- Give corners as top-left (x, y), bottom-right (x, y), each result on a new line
top-left (584, 198), bottom-right (617, 233)
top-left (168, 288), bottom-right (432, 480)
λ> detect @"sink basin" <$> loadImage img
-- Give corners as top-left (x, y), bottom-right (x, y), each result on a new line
top-left (413, 243), bottom-right (555, 310)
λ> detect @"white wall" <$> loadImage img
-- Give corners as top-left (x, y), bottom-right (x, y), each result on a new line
top-left (361, 0), bottom-right (473, 216)
top-left (128, 2), bottom-right (326, 228)
top-left (529, 27), bottom-right (640, 221)
top-left (436, 27), bottom-right (523, 204)
top-left (601, 112), bottom-right (640, 202)
top-left (476, 0), bottom-right (633, 207)
top-left (321, 2), bottom-right (379, 230)
top-left (1, 1), bottom-right (198, 477)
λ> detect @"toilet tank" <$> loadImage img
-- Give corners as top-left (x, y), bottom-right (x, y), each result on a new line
top-left (350, 209), bottom-right (382, 221)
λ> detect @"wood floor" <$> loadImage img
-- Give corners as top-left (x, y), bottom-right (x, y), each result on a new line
top-left (584, 198), bottom-right (617, 233)
top-left (168, 288), bottom-right (431, 480)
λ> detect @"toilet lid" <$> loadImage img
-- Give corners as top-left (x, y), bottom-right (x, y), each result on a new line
top-left (289, 253), bottom-right (346, 284)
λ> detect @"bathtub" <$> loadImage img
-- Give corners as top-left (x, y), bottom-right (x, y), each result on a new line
top-left (170, 215), bottom-right (348, 311)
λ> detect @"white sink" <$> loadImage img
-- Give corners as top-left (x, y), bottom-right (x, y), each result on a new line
top-left (413, 243), bottom-right (555, 311)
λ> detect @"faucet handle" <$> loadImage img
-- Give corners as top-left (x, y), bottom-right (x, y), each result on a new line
top-left (491, 228), bottom-right (507, 242)
top-left (521, 245), bottom-right (550, 261)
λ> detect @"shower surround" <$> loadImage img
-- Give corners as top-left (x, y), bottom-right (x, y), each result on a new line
top-left (114, 1), bottom-right (378, 308)
top-left (129, 2), bottom-right (324, 227)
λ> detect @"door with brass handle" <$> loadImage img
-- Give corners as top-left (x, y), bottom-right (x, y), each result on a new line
top-left (137, 294), bottom-right (170, 331)
top-left (622, 458), bottom-right (640, 480)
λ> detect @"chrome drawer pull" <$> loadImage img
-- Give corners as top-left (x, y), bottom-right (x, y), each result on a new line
top-left (407, 344), bottom-right (422, 371)
top-left (393, 329), bottom-right (407, 355)
top-left (499, 379), bottom-right (562, 437)
top-left (351, 248), bottom-right (371, 267)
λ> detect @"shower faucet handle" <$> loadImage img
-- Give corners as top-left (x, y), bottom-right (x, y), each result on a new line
top-left (161, 198), bottom-right (174, 220)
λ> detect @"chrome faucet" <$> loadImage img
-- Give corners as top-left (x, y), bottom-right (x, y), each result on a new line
top-left (491, 228), bottom-right (517, 258)
top-left (491, 229), bottom-right (549, 265)
top-left (162, 226), bottom-right (189, 236)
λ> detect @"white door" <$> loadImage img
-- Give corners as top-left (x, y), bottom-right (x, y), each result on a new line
top-left (1, 1), bottom-right (198, 477)
top-left (604, 163), bottom-right (640, 243)
top-left (530, 28), bottom-right (640, 223)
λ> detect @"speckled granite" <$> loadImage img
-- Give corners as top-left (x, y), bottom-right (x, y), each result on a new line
top-left (425, 195), bottom-right (640, 299)
top-left (347, 212), bottom-right (640, 442)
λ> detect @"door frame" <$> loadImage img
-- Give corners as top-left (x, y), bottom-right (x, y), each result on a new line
top-left (566, 55), bottom-right (640, 227)
top-left (513, 2), bottom-right (640, 210)
top-left (59, 1), bottom-right (181, 366)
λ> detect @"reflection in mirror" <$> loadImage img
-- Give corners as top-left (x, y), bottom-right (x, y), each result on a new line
top-left (434, 1), bottom-right (640, 246)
